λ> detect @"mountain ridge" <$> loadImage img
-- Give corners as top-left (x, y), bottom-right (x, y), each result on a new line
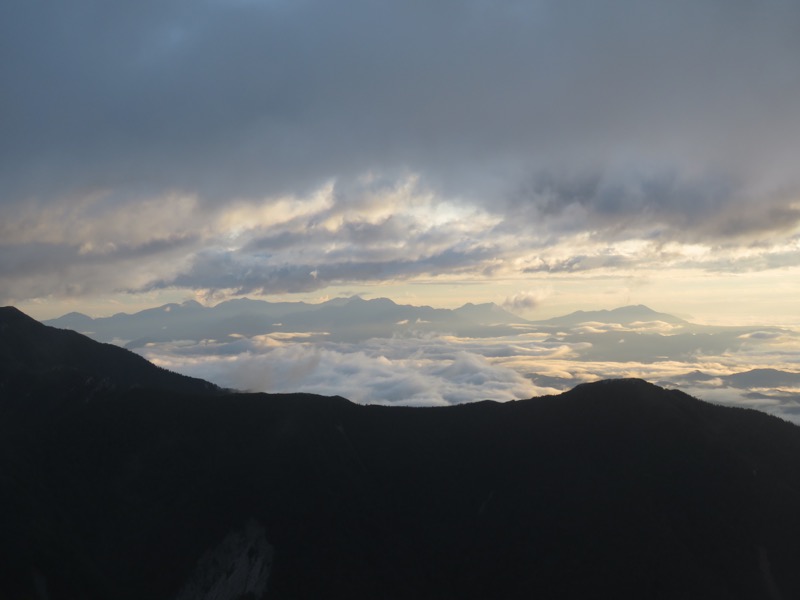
top-left (42, 296), bottom-right (535, 347)
top-left (1, 305), bottom-right (217, 396)
top-left (42, 297), bottom-right (693, 350)
top-left (3, 308), bottom-right (800, 599)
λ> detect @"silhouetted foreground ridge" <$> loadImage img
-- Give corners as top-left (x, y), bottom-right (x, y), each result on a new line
top-left (2, 307), bottom-right (800, 599)
top-left (0, 306), bottom-right (217, 396)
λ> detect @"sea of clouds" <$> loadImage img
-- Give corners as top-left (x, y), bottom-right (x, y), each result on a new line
top-left (137, 320), bottom-right (800, 423)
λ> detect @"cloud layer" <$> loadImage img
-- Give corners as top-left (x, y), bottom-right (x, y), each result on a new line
top-left (137, 318), bottom-right (800, 421)
top-left (3, 1), bottom-right (800, 306)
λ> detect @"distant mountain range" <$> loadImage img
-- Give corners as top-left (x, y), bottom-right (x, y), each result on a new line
top-left (42, 297), bottom-right (800, 380)
top-left (3, 307), bottom-right (800, 599)
top-left (41, 298), bottom-right (800, 403)
top-left (44, 296), bottom-right (529, 347)
top-left (42, 298), bottom-right (763, 352)
top-left (675, 368), bottom-right (800, 389)
top-left (45, 299), bottom-right (688, 343)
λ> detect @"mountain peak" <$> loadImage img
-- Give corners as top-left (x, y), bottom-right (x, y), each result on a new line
top-left (344, 296), bottom-right (397, 306)
top-left (216, 297), bottom-right (266, 307)
top-left (161, 300), bottom-right (204, 312)
top-left (537, 304), bottom-right (686, 326)
top-left (61, 311), bottom-right (92, 319)
top-left (611, 304), bottom-right (658, 315)
top-left (454, 301), bottom-right (527, 324)
top-left (571, 377), bottom-right (659, 393)
top-left (0, 306), bottom-right (43, 328)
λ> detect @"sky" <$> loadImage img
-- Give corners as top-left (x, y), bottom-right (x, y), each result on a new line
top-left (3, 0), bottom-right (800, 325)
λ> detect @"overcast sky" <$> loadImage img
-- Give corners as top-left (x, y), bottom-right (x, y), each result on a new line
top-left (3, 0), bottom-right (800, 322)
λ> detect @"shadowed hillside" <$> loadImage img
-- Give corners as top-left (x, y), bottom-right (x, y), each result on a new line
top-left (2, 308), bottom-right (800, 599)
top-left (0, 306), bottom-right (217, 397)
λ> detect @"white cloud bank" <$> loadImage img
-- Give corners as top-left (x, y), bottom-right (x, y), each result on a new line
top-left (137, 321), bottom-right (800, 423)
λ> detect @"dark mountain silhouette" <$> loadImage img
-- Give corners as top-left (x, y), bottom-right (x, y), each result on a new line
top-left (0, 306), bottom-right (217, 396)
top-left (3, 308), bottom-right (800, 599)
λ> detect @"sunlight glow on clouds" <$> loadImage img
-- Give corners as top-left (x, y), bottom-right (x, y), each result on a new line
top-left (137, 317), bottom-right (800, 421)
top-left (1, 0), bottom-right (799, 328)
top-left (146, 338), bottom-right (544, 407)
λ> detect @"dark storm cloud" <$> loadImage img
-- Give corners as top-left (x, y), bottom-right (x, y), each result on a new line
top-left (159, 244), bottom-right (497, 295)
top-left (0, 234), bottom-right (197, 302)
top-left (504, 171), bottom-right (800, 242)
top-left (0, 235), bottom-right (195, 277)
top-left (3, 1), bottom-right (800, 218)
top-left (246, 216), bottom-right (410, 252)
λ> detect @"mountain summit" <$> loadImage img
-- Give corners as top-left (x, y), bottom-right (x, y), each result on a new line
top-left (535, 304), bottom-right (687, 326)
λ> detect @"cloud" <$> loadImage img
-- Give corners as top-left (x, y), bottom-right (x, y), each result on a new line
top-left (0, 236), bottom-right (196, 303)
top-left (4, 1), bottom-right (800, 209)
top-left (156, 243), bottom-right (498, 296)
top-left (134, 318), bottom-right (800, 422)
top-left (503, 290), bottom-right (550, 313)
top-left (143, 338), bottom-right (540, 407)
top-left (505, 171), bottom-right (800, 244)
top-left (3, 1), bottom-right (800, 303)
